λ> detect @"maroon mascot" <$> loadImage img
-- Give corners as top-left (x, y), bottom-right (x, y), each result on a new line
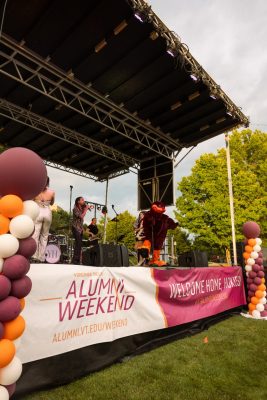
top-left (142, 201), bottom-right (178, 266)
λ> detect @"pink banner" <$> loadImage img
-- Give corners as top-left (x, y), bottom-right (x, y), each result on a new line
top-left (152, 267), bottom-right (246, 327)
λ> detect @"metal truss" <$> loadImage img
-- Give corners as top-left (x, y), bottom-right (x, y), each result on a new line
top-left (0, 98), bottom-right (138, 169)
top-left (0, 34), bottom-right (180, 159)
top-left (130, 0), bottom-right (249, 127)
top-left (45, 160), bottom-right (130, 182)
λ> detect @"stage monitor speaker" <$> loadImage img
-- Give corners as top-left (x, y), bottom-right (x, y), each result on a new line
top-left (178, 251), bottom-right (208, 268)
top-left (138, 156), bottom-right (174, 210)
top-left (82, 244), bottom-right (129, 267)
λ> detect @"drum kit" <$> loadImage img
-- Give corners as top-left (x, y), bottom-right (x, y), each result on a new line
top-left (45, 234), bottom-right (68, 264)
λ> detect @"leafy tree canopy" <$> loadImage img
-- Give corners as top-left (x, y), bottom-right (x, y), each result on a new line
top-left (175, 129), bottom-right (267, 252)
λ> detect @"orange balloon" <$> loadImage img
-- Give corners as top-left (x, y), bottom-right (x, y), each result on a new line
top-left (258, 284), bottom-right (266, 292)
top-left (0, 339), bottom-right (16, 367)
top-left (19, 298), bottom-right (25, 311)
top-left (245, 245), bottom-right (253, 253)
top-left (251, 296), bottom-right (259, 305)
top-left (0, 194), bottom-right (23, 218)
top-left (248, 238), bottom-right (256, 247)
top-left (0, 214), bottom-right (10, 234)
top-left (3, 315), bottom-right (26, 341)
top-left (255, 290), bottom-right (264, 299)
top-left (262, 278), bottom-right (265, 284)
top-left (248, 303), bottom-right (256, 311)
top-left (243, 252), bottom-right (250, 260)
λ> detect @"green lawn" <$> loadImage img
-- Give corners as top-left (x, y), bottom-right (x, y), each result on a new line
top-left (23, 315), bottom-right (267, 400)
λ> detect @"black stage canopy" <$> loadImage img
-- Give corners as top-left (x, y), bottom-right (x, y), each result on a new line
top-left (0, 0), bottom-right (249, 181)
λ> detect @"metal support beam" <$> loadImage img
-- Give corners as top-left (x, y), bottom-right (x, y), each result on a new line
top-left (0, 34), bottom-right (180, 159)
top-left (0, 98), bottom-right (138, 168)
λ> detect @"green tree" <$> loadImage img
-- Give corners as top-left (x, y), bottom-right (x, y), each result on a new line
top-left (50, 208), bottom-right (70, 235)
top-left (98, 211), bottom-right (136, 250)
top-left (175, 129), bottom-right (267, 253)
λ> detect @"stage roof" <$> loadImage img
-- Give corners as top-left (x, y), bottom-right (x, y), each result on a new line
top-left (0, 0), bottom-right (249, 181)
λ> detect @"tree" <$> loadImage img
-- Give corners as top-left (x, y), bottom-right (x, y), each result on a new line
top-left (98, 211), bottom-right (136, 251)
top-left (167, 227), bottom-right (192, 256)
top-left (50, 208), bottom-right (70, 235)
top-left (175, 130), bottom-right (267, 253)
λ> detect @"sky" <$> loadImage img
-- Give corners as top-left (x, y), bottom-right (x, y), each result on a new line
top-left (47, 0), bottom-right (267, 224)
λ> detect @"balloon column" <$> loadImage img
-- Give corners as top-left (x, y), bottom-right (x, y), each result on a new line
top-left (242, 221), bottom-right (267, 319)
top-left (0, 148), bottom-right (47, 399)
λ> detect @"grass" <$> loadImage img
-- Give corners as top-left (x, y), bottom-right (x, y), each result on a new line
top-left (22, 315), bottom-right (267, 400)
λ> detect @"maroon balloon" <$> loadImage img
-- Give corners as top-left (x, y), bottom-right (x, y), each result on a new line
top-left (248, 290), bottom-right (255, 298)
top-left (0, 321), bottom-right (4, 339)
top-left (260, 311), bottom-right (267, 317)
top-left (257, 271), bottom-right (265, 278)
top-left (3, 255), bottom-right (30, 280)
top-left (252, 264), bottom-right (260, 272)
top-left (254, 277), bottom-right (262, 285)
top-left (247, 278), bottom-right (253, 284)
top-left (248, 271), bottom-right (257, 279)
top-left (0, 296), bottom-right (21, 321)
top-left (242, 221), bottom-right (260, 239)
top-left (249, 283), bottom-right (258, 292)
top-left (0, 275), bottom-right (11, 300)
top-left (247, 296), bottom-right (251, 303)
top-left (258, 251), bottom-right (263, 258)
top-left (10, 275), bottom-right (32, 298)
top-left (0, 147), bottom-right (47, 200)
top-left (4, 383), bottom-right (16, 397)
top-left (17, 237), bottom-right (37, 258)
top-left (255, 257), bottom-right (263, 265)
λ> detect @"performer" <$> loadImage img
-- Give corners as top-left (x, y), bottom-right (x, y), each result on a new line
top-left (87, 217), bottom-right (99, 246)
top-left (142, 201), bottom-right (178, 266)
top-left (71, 197), bottom-right (90, 264)
top-left (133, 211), bottom-right (146, 265)
top-left (32, 177), bottom-right (55, 262)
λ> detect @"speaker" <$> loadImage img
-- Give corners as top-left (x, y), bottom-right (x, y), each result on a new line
top-left (82, 244), bottom-right (129, 267)
top-left (178, 251), bottom-right (208, 268)
top-left (234, 242), bottom-right (245, 267)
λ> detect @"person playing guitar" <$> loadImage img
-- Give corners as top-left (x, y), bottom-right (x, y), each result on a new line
top-left (87, 217), bottom-right (99, 246)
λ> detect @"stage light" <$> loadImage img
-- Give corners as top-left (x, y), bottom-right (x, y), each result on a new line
top-left (150, 31), bottom-right (159, 40)
top-left (216, 117), bottom-right (226, 124)
top-left (134, 11), bottom-right (146, 22)
top-left (200, 124), bottom-right (210, 131)
top-left (95, 39), bottom-right (107, 53)
top-left (210, 93), bottom-right (217, 100)
top-left (114, 20), bottom-right (128, 35)
top-left (190, 74), bottom-right (198, 82)
top-left (188, 91), bottom-right (200, 101)
top-left (171, 101), bottom-right (182, 111)
top-left (166, 47), bottom-right (178, 57)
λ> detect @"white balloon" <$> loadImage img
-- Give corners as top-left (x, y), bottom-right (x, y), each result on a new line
top-left (250, 251), bottom-right (258, 259)
top-left (245, 265), bottom-right (252, 272)
top-left (0, 257), bottom-right (3, 273)
top-left (252, 309), bottom-right (261, 319)
top-left (246, 271), bottom-right (249, 277)
top-left (253, 244), bottom-right (261, 252)
top-left (0, 386), bottom-right (9, 400)
top-left (13, 337), bottom-right (22, 351)
top-left (256, 303), bottom-right (264, 312)
top-left (259, 297), bottom-right (267, 305)
top-left (263, 291), bottom-right (267, 297)
top-left (0, 356), bottom-right (22, 385)
top-left (255, 238), bottom-right (262, 245)
top-left (9, 215), bottom-right (34, 239)
top-left (23, 200), bottom-right (40, 221)
top-left (246, 258), bottom-right (255, 266)
top-left (0, 234), bottom-right (19, 259)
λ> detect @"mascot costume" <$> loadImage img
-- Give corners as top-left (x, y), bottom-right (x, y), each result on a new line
top-left (141, 201), bottom-right (178, 266)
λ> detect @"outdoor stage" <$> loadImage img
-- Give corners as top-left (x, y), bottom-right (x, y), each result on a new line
top-left (15, 264), bottom-right (246, 398)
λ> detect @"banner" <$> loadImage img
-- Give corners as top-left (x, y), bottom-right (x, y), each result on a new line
top-left (18, 265), bottom-right (246, 363)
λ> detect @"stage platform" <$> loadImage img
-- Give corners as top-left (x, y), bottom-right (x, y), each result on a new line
top-left (15, 264), bottom-right (246, 398)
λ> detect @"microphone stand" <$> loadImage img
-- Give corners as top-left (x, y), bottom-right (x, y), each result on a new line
top-left (112, 205), bottom-right (119, 244)
top-left (68, 185), bottom-right (73, 263)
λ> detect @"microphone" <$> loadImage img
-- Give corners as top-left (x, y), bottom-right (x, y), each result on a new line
top-left (112, 204), bottom-right (114, 209)
top-left (70, 185), bottom-right (73, 189)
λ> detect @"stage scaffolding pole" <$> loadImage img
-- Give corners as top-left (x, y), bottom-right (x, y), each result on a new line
top-left (103, 178), bottom-right (109, 244)
top-left (225, 134), bottom-right (237, 265)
